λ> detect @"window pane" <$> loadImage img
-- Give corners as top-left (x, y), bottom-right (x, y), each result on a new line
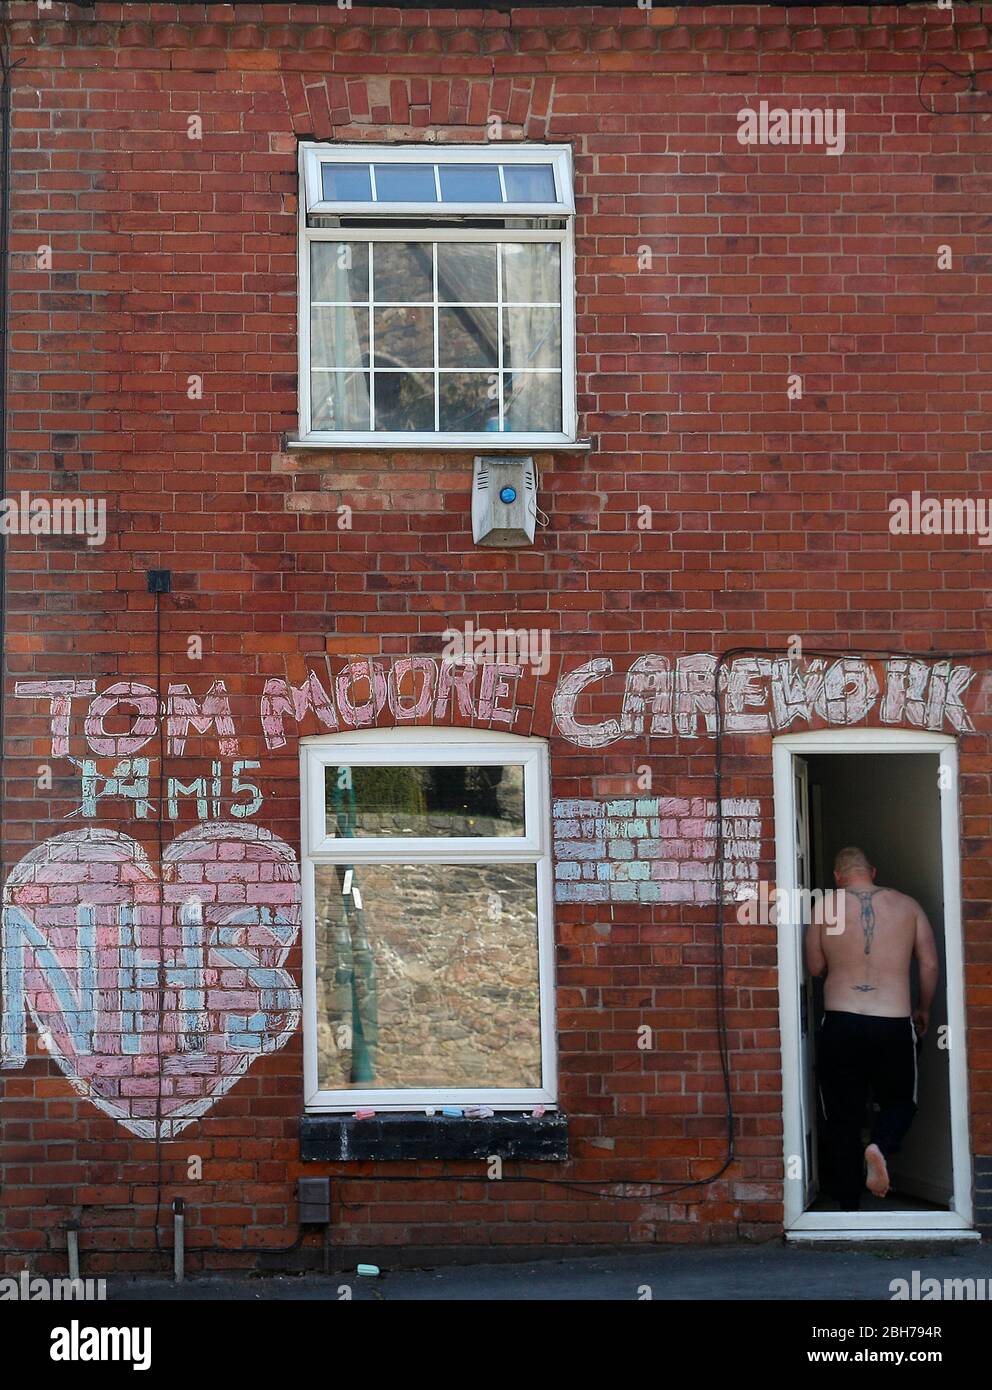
top-left (502, 164), bottom-right (556, 203)
top-left (501, 243), bottom-right (560, 304)
top-left (503, 372), bottom-right (561, 432)
top-left (374, 372), bottom-right (434, 431)
top-left (373, 164), bottom-right (438, 202)
top-left (311, 305), bottom-right (370, 370)
top-left (439, 373), bottom-right (500, 432)
top-left (372, 242), bottom-right (433, 302)
top-left (439, 306), bottom-right (498, 369)
top-left (314, 862), bottom-right (541, 1090)
top-left (437, 242), bottom-right (497, 305)
top-left (326, 764), bottom-right (525, 838)
top-left (311, 372), bottom-right (371, 431)
top-left (439, 164), bottom-right (502, 202)
top-left (320, 164), bottom-right (372, 202)
top-left (311, 242), bottom-right (369, 302)
top-left (502, 306), bottom-right (561, 371)
top-left (373, 306), bottom-right (434, 369)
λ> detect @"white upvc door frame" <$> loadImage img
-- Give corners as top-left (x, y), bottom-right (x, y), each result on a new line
top-left (773, 729), bottom-right (975, 1237)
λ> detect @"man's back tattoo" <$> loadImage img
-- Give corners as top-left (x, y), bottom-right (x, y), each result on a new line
top-left (848, 888), bottom-right (882, 992)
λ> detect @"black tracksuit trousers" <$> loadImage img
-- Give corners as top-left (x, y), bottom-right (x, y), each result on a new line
top-left (816, 1010), bottom-right (919, 1211)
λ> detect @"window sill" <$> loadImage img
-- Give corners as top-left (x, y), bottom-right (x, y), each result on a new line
top-left (300, 1110), bottom-right (568, 1162)
top-left (285, 436), bottom-right (593, 454)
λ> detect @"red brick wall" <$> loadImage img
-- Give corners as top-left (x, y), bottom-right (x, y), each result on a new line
top-left (2, 2), bottom-right (992, 1272)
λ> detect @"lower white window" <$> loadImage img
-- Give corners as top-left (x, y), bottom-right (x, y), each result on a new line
top-left (300, 728), bottom-right (557, 1111)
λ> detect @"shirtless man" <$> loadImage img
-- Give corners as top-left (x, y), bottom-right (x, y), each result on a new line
top-left (805, 847), bottom-right (939, 1210)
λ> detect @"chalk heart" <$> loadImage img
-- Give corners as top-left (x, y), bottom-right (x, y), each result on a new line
top-left (0, 823), bottom-right (302, 1139)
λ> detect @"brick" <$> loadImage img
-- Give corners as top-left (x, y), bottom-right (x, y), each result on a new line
top-left (1, 2), bottom-right (989, 1279)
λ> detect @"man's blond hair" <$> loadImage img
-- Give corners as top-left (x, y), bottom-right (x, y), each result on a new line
top-left (834, 846), bottom-right (872, 877)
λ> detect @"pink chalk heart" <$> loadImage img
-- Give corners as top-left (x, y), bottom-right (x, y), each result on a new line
top-left (0, 822), bottom-right (301, 1138)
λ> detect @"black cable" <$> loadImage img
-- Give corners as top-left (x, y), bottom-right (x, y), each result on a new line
top-left (0, 24), bottom-right (25, 1254)
top-left (918, 60), bottom-right (992, 117)
top-left (0, 26), bottom-right (23, 907)
top-left (0, 23), bottom-right (11, 1249)
top-left (152, 589), bottom-right (166, 1252)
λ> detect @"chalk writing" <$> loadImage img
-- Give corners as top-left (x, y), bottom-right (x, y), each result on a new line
top-left (552, 656), bottom-right (976, 748)
top-left (0, 822), bottom-right (301, 1139)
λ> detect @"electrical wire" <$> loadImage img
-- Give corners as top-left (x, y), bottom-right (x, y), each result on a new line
top-left (0, 24), bottom-right (26, 1257)
top-left (152, 587), bottom-right (166, 1253)
top-left (0, 27), bottom-right (15, 896)
top-left (918, 60), bottom-right (992, 118)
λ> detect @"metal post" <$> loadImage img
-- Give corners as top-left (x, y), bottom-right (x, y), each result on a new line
top-left (173, 1197), bottom-right (185, 1284)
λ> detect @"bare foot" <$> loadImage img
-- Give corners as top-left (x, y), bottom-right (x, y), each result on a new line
top-left (865, 1143), bottom-right (890, 1198)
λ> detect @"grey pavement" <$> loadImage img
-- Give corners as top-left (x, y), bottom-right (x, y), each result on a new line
top-left (106, 1240), bottom-right (991, 1301)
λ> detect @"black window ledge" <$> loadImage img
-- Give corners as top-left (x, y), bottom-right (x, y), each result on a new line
top-left (300, 1110), bottom-right (568, 1162)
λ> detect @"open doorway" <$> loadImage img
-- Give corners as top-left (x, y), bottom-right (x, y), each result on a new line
top-left (805, 751), bottom-right (949, 1213)
top-left (773, 731), bottom-right (974, 1237)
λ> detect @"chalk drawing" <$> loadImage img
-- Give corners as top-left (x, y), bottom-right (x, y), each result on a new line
top-left (0, 822), bottom-right (301, 1139)
top-left (553, 797), bottom-right (761, 904)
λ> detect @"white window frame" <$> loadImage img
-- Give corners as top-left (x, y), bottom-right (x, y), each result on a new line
top-left (300, 727), bottom-right (558, 1112)
top-left (297, 142), bottom-right (577, 449)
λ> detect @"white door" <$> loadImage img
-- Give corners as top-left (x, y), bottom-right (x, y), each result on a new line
top-left (793, 755), bottom-right (819, 1209)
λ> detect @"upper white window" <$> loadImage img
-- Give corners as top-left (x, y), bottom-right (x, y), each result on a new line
top-left (300, 728), bottom-right (557, 1111)
top-left (298, 143), bottom-right (576, 448)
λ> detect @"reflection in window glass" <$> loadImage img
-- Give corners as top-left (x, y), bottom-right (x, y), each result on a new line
top-left (373, 372), bottom-right (434, 432)
top-left (314, 862), bottom-right (541, 1090)
top-left (504, 372), bottom-right (561, 432)
top-left (439, 374), bottom-right (500, 431)
top-left (373, 306), bottom-right (434, 369)
top-left (502, 306), bottom-right (561, 371)
top-left (437, 242), bottom-right (498, 304)
top-left (316, 160), bottom-right (558, 208)
top-left (325, 764), bottom-right (526, 838)
top-left (502, 243), bottom-right (560, 304)
top-left (311, 371), bottom-right (371, 431)
top-left (373, 164), bottom-right (438, 202)
top-left (308, 240), bottom-right (563, 434)
top-left (439, 307), bottom-right (498, 369)
top-left (502, 164), bottom-right (556, 203)
top-left (320, 164), bottom-right (372, 202)
top-left (311, 305), bottom-right (370, 370)
top-left (373, 243), bottom-right (434, 303)
top-left (439, 165), bottom-right (503, 203)
top-left (311, 242), bottom-right (369, 302)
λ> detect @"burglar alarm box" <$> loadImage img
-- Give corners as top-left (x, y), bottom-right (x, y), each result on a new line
top-left (472, 456), bottom-right (538, 547)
